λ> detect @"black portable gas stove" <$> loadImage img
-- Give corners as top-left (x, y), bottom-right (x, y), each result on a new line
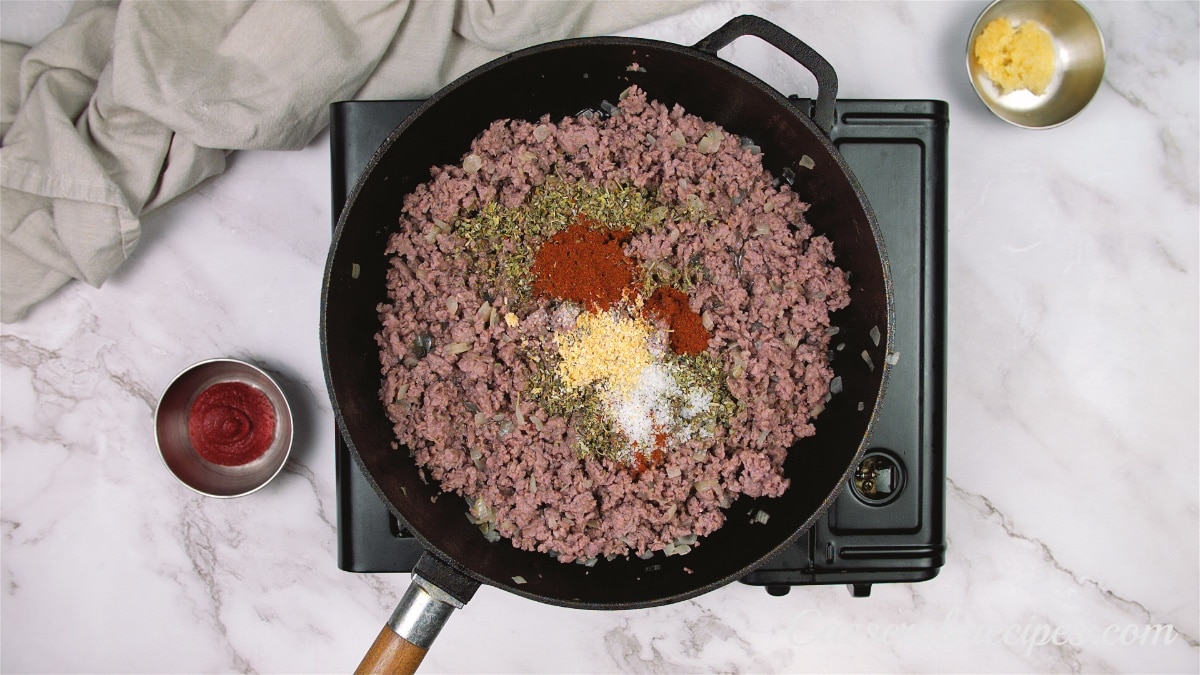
top-left (329, 97), bottom-right (947, 597)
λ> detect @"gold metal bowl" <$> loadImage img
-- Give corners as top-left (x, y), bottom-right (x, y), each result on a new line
top-left (967, 0), bottom-right (1106, 128)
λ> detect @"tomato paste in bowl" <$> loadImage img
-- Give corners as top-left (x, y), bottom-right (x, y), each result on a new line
top-left (187, 381), bottom-right (277, 466)
top-left (155, 359), bottom-right (293, 498)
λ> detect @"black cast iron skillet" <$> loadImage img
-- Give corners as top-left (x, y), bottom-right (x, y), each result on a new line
top-left (321, 15), bottom-right (894, 674)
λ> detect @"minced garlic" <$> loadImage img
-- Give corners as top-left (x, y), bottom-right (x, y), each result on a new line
top-left (974, 17), bottom-right (1055, 95)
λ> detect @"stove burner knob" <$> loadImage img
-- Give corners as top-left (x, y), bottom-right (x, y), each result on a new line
top-left (851, 450), bottom-right (905, 505)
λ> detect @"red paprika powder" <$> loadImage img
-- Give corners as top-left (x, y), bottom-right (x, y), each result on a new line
top-left (531, 213), bottom-right (710, 356)
top-left (645, 286), bottom-right (710, 355)
top-left (188, 381), bottom-right (276, 466)
top-left (531, 216), bottom-right (637, 310)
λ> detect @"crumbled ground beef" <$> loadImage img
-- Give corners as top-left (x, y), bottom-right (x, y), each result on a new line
top-left (377, 87), bottom-right (849, 563)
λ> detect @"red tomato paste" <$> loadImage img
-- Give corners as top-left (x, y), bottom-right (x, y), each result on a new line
top-left (187, 382), bottom-right (276, 466)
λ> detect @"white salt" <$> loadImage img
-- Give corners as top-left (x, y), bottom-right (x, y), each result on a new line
top-left (609, 362), bottom-right (679, 450)
top-left (681, 388), bottom-right (712, 420)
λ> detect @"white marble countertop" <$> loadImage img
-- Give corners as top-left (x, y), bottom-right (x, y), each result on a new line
top-left (2, 1), bottom-right (1197, 672)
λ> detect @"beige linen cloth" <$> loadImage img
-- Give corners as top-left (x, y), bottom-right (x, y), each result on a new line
top-left (0, 0), bottom-right (698, 323)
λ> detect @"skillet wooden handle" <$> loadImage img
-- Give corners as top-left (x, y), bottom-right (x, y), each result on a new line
top-left (354, 573), bottom-right (465, 674)
top-left (356, 626), bottom-right (428, 675)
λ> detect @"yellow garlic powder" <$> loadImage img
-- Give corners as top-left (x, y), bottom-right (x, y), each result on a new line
top-left (974, 17), bottom-right (1056, 95)
top-left (556, 309), bottom-right (654, 397)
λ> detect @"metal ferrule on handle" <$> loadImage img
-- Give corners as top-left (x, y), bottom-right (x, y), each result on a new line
top-left (387, 574), bottom-right (464, 648)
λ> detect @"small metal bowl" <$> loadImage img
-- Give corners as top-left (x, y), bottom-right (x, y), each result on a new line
top-left (155, 359), bottom-right (293, 498)
top-left (967, 0), bottom-right (1105, 129)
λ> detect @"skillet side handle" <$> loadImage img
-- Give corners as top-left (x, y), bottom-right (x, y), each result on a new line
top-left (693, 14), bottom-right (839, 136)
top-left (355, 570), bottom-right (473, 675)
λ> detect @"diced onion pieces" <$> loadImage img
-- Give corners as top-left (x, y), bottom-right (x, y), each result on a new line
top-left (697, 128), bottom-right (724, 154)
top-left (444, 342), bottom-right (472, 355)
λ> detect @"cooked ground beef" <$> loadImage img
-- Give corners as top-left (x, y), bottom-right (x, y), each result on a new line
top-left (377, 87), bottom-right (849, 563)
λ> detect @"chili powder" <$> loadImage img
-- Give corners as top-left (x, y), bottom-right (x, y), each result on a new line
top-left (187, 382), bottom-right (276, 466)
top-left (645, 286), bottom-right (710, 355)
top-left (630, 433), bottom-right (669, 477)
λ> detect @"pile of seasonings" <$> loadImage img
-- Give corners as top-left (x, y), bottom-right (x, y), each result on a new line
top-left (454, 179), bottom-right (737, 470)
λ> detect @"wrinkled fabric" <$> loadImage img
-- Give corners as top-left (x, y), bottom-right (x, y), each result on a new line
top-left (0, 0), bottom-right (699, 322)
